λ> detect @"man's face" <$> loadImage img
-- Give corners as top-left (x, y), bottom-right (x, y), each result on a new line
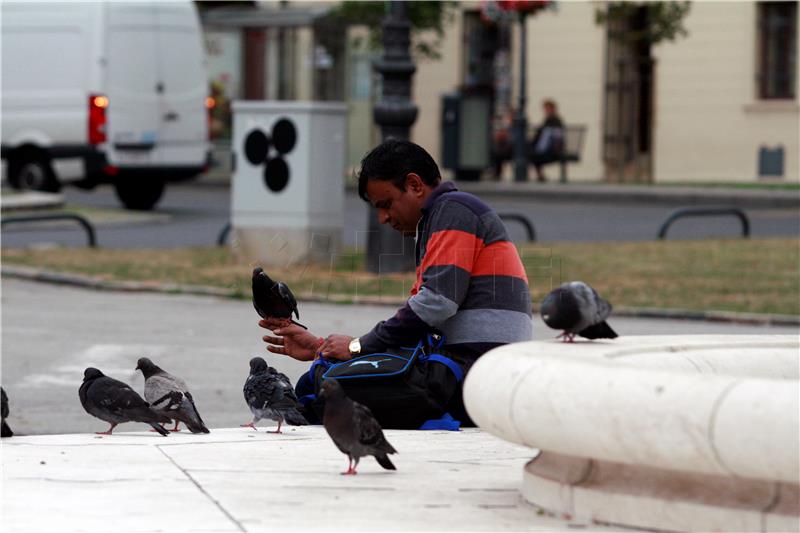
top-left (366, 175), bottom-right (426, 235)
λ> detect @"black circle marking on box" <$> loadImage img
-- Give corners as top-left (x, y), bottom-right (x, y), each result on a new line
top-left (272, 119), bottom-right (297, 154)
top-left (244, 130), bottom-right (270, 165)
top-left (264, 157), bottom-right (290, 192)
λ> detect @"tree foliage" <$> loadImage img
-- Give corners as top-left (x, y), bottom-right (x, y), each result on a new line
top-left (327, 1), bottom-right (457, 60)
top-left (596, 1), bottom-right (692, 45)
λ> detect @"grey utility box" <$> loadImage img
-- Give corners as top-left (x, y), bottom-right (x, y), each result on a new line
top-left (231, 101), bottom-right (347, 266)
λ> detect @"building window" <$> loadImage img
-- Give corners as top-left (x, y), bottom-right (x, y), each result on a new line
top-left (757, 1), bottom-right (797, 99)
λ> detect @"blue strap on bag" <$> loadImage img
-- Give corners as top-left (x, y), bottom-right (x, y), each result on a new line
top-left (300, 334), bottom-right (464, 430)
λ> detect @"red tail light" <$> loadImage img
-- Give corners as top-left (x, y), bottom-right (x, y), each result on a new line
top-left (206, 96), bottom-right (215, 141)
top-left (88, 94), bottom-right (108, 145)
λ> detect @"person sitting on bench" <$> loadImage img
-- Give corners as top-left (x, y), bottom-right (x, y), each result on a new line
top-left (528, 99), bottom-right (564, 183)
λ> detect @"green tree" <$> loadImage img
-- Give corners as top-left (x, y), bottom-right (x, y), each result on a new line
top-left (328, 1), bottom-right (457, 60)
top-left (596, 1), bottom-right (692, 45)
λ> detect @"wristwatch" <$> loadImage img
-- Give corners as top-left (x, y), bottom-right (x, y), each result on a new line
top-left (348, 337), bottom-right (362, 356)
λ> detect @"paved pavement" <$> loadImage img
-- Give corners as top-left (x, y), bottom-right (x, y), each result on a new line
top-left (2, 277), bottom-right (797, 532)
top-left (2, 427), bottom-right (625, 532)
top-left (2, 278), bottom-right (797, 437)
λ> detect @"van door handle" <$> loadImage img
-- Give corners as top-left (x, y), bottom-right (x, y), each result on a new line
top-left (163, 111), bottom-right (179, 121)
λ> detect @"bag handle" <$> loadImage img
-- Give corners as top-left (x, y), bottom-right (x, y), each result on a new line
top-left (419, 353), bottom-right (464, 383)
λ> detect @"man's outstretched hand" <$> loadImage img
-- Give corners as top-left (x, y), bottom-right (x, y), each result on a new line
top-left (259, 318), bottom-right (320, 361)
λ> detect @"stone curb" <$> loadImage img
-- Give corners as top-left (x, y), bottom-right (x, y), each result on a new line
top-left (0, 191), bottom-right (65, 212)
top-left (186, 177), bottom-right (800, 208)
top-left (345, 182), bottom-right (800, 208)
top-left (3, 265), bottom-right (797, 326)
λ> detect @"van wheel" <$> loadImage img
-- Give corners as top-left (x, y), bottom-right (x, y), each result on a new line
top-left (8, 152), bottom-right (61, 192)
top-left (114, 178), bottom-right (165, 211)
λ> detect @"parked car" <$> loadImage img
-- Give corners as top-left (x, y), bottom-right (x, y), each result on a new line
top-left (1, 1), bottom-right (210, 210)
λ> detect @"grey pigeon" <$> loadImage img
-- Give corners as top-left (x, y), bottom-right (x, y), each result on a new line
top-left (319, 379), bottom-right (397, 475)
top-left (252, 267), bottom-right (307, 329)
top-left (2, 387), bottom-right (13, 438)
top-left (540, 281), bottom-right (618, 342)
top-left (242, 357), bottom-right (308, 433)
top-left (135, 357), bottom-right (209, 434)
top-left (79, 367), bottom-right (170, 436)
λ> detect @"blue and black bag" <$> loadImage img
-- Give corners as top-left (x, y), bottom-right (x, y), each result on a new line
top-left (299, 334), bottom-right (464, 429)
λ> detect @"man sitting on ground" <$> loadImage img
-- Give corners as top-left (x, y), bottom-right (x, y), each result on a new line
top-left (259, 139), bottom-right (533, 424)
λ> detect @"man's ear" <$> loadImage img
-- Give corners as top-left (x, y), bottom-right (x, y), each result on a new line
top-left (405, 173), bottom-right (425, 196)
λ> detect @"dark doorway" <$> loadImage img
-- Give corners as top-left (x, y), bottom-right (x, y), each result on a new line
top-left (603, 6), bottom-right (655, 183)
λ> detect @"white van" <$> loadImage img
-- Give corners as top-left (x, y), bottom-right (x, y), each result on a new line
top-left (1, 1), bottom-right (210, 210)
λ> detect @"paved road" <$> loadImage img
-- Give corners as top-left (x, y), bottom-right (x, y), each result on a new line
top-left (2, 278), bottom-right (797, 436)
top-left (1, 182), bottom-right (798, 248)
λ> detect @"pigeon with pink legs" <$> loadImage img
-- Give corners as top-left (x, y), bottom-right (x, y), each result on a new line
top-left (541, 281), bottom-right (618, 342)
top-left (79, 367), bottom-right (170, 436)
top-left (242, 357), bottom-right (307, 433)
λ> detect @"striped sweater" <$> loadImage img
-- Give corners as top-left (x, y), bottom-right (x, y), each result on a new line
top-left (360, 181), bottom-right (533, 359)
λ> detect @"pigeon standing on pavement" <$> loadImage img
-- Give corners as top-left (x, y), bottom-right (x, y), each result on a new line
top-left (242, 357), bottom-right (308, 433)
top-left (79, 367), bottom-right (170, 436)
top-left (135, 357), bottom-right (209, 434)
top-left (540, 281), bottom-right (618, 342)
top-left (2, 387), bottom-right (13, 438)
top-left (252, 267), bottom-right (306, 329)
top-left (319, 379), bottom-right (397, 475)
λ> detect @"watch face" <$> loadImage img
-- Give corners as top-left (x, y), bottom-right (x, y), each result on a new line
top-left (349, 338), bottom-right (360, 354)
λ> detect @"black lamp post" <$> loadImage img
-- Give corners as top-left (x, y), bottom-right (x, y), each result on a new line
top-left (496, 0), bottom-right (549, 182)
top-left (512, 10), bottom-right (529, 183)
top-left (366, 0), bottom-right (418, 274)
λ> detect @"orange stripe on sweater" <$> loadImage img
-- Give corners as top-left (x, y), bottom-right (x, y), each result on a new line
top-left (419, 230), bottom-right (484, 274)
top-left (471, 241), bottom-right (529, 281)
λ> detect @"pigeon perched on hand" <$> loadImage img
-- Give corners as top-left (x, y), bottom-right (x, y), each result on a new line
top-left (79, 367), bottom-right (171, 436)
top-left (319, 379), bottom-right (397, 475)
top-left (2, 387), bottom-right (13, 438)
top-left (540, 281), bottom-right (618, 342)
top-left (252, 267), bottom-right (306, 329)
top-left (242, 357), bottom-right (308, 433)
top-left (135, 357), bottom-right (209, 434)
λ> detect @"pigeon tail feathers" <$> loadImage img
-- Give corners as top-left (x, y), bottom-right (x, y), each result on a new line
top-left (579, 321), bottom-right (618, 339)
top-left (281, 408), bottom-right (309, 426)
top-left (149, 423), bottom-right (169, 436)
top-left (375, 454), bottom-right (396, 470)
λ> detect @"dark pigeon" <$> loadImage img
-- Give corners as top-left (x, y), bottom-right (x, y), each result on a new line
top-left (540, 281), bottom-right (618, 342)
top-left (319, 379), bottom-right (397, 475)
top-left (2, 387), bottom-right (13, 438)
top-left (242, 357), bottom-right (308, 433)
top-left (135, 357), bottom-right (209, 434)
top-left (252, 267), bottom-right (306, 329)
top-left (79, 367), bottom-right (171, 436)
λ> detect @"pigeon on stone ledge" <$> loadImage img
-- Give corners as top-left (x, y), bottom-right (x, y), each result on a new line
top-left (319, 379), bottom-right (397, 475)
top-left (135, 357), bottom-right (209, 434)
top-left (79, 367), bottom-right (170, 436)
top-left (242, 357), bottom-right (307, 433)
top-left (540, 281), bottom-right (618, 342)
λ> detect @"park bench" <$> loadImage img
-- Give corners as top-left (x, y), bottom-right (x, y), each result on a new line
top-left (528, 124), bottom-right (586, 183)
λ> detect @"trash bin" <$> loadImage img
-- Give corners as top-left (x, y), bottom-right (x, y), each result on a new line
top-left (230, 101), bottom-right (347, 266)
top-left (440, 92), bottom-right (491, 181)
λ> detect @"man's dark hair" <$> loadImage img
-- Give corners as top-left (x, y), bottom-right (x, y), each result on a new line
top-left (357, 139), bottom-right (442, 202)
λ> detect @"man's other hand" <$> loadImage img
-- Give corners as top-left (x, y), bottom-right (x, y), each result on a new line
top-left (319, 334), bottom-right (354, 361)
top-left (259, 319), bottom-right (319, 361)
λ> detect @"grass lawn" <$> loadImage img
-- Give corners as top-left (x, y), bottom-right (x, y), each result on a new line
top-left (2, 238), bottom-right (798, 316)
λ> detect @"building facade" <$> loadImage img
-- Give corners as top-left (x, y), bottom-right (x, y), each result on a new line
top-left (198, 1), bottom-right (798, 184)
top-left (411, 0), bottom-right (798, 183)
